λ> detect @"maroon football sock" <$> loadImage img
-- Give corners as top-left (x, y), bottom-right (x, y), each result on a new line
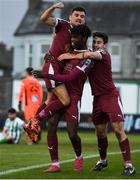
top-left (97, 137), bottom-right (108, 160)
top-left (47, 135), bottom-right (58, 162)
top-left (37, 100), bottom-right (64, 120)
top-left (70, 135), bottom-right (82, 157)
top-left (119, 138), bottom-right (131, 164)
top-left (35, 103), bottom-right (47, 116)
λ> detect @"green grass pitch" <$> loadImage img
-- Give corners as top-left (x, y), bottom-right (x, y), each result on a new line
top-left (0, 131), bottom-right (140, 179)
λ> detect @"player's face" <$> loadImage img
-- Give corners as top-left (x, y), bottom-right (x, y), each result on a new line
top-left (71, 35), bottom-right (85, 49)
top-left (8, 113), bottom-right (16, 121)
top-left (69, 11), bottom-right (86, 27)
top-left (92, 37), bottom-right (106, 51)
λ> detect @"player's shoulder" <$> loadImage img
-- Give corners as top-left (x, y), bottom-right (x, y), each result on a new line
top-left (5, 118), bottom-right (10, 123)
top-left (33, 77), bottom-right (41, 84)
top-left (22, 78), bottom-right (26, 83)
top-left (56, 18), bottom-right (69, 27)
top-left (96, 48), bottom-right (109, 55)
top-left (96, 48), bottom-right (111, 61)
top-left (15, 117), bottom-right (24, 124)
top-left (22, 77), bottom-right (29, 84)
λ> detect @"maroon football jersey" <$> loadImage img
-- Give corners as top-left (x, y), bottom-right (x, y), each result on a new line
top-left (49, 19), bottom-right (71, 58)
top-left (89, 48), bottom-right (117, 96)
top-left (63, 51), bottom-right (91, 97)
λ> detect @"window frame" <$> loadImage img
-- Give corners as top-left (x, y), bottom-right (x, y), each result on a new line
top-left (135, 41), bottom-right (140, 73)
top-left (108, 42), bottom-right (122, 73)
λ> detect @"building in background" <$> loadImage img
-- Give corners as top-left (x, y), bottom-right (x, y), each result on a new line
top-left (12, 0), bottom-right (140, 114)
top-left (0, 43), bottom-right (12, 112)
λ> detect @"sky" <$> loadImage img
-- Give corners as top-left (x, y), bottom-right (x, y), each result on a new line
top-left (0, 0), bottom-right (28, 48)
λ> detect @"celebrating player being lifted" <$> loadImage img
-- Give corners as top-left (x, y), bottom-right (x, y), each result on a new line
top-left (24, 2), bottom-right (86, 141)
top-left (33, 24), bottom-right (92, 172)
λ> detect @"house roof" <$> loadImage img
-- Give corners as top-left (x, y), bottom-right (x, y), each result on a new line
top-left (14, 0), bottom-right (140, 36)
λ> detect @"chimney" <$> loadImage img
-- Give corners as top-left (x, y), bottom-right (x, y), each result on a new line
top-left (28, 0), bottom-right (41, 10)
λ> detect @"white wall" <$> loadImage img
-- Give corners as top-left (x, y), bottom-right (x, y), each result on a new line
top-left (115, 83), bottom-right (139, 114)
top-left (81, 82), bottom-right (93, 113)
top-left (13, 34), bottom-right (52, 76)
top-left (13, 37), bottom-right (25, 76)
top-left (80, 82), bottom-right (140, 114)
top-left (12, 80), bottom-right (22, 110)
top-left (12, 80), bottom-right (140, 114)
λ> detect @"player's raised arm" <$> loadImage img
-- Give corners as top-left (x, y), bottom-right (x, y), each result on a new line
top-left (32, 68), bottom-right (83, 83)
top-left (83, 51), bottom-right (102, 60)
top-left (40, 2), bottom-right (64, 26)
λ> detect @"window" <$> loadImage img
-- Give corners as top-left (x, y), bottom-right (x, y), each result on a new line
top-left (28, 44), bottom-right (33, 67)
top-left (29, 56), bottom-right (32, 67)
top-left (109, 43), bottom-right (121, 72)
top-left (0, 69), bottom-right (4, 77)
top-left (39, 44), bottom-right (50, 67)
top-left (25, 43), bottom-right (33, 67)
top-left (135, 42), bottom-right (140, 73)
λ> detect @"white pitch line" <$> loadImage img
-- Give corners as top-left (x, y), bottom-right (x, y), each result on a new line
top-left (0, 149), bottom-right (139, 176)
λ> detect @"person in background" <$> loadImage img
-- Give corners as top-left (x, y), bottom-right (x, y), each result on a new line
top-left (0, 108), bottom-right (24, 144)
top-left (18, 67), bottom-right (43, 144)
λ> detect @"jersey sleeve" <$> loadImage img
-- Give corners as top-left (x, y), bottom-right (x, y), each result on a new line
top-left (14, 119), bottom-right (25, 144)
top-left (44, 59), bottom-right (92, 83)
top-left (38, 83), bottom-right (43, 105)
top-left (18, 119), bottom-right (25, 131)
top-left (76, 59), bottom-right (92, 72)
top-left (55, 18), bottom-right (69, 33)
top-left (3, 119), bottom-right (9, 131)
top-left (18, 80), bottom-right (25, 102)
top-left (96, 48), bottom-right (110, 61)
top-left (45, 67), bottom-right (82, 83)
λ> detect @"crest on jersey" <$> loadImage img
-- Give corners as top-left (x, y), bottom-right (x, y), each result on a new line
top-left (83, 59), bottom-right (91, 67)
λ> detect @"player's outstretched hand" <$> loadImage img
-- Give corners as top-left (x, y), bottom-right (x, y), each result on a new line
top-left (58, 53), bottom-right (72, 61)
top-left (32, 70), bottom-right (45, 78)
top-left (52, 2), bottom-right (64, 9)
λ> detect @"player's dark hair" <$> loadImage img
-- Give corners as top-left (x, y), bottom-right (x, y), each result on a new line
top-left (71, 25), bottom-right (91, 38)
top-left (26, 67), bottom-right (33, 75)
top-left (8, 108), bottom-right (16, 114)
top-left (71, 6), bottom-right (86, 14)
top-left (93, 32), bottom-right (108, 44)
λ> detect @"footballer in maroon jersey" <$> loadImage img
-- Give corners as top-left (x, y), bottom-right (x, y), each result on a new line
top-left (42, 19), bottom-right (71, 90)
top-left (37, 4), bottom-right (86, 124)
top-left (33, 25), bottom-right (92, 172)
top-left (41, 3), bottom-right (86, 91)
top-left (89, 32), bottom-right (135, 175)
top-left (40, 3), bottom-right (86, 112)
top-left (57, 32), bottom-right (135, 176)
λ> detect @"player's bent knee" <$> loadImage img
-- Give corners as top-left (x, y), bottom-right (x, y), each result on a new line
top-left (96, 128), bottom-right (107, 138)
top-left (52, 84), bottom-right (70, 106)
top-left (96, 132), bottom-right (107, 139)
top-left (68, 133), bottom-right (78, 140)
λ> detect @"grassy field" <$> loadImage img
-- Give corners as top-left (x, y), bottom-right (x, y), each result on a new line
top-left (0, 131), bottom-right (140, 179)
